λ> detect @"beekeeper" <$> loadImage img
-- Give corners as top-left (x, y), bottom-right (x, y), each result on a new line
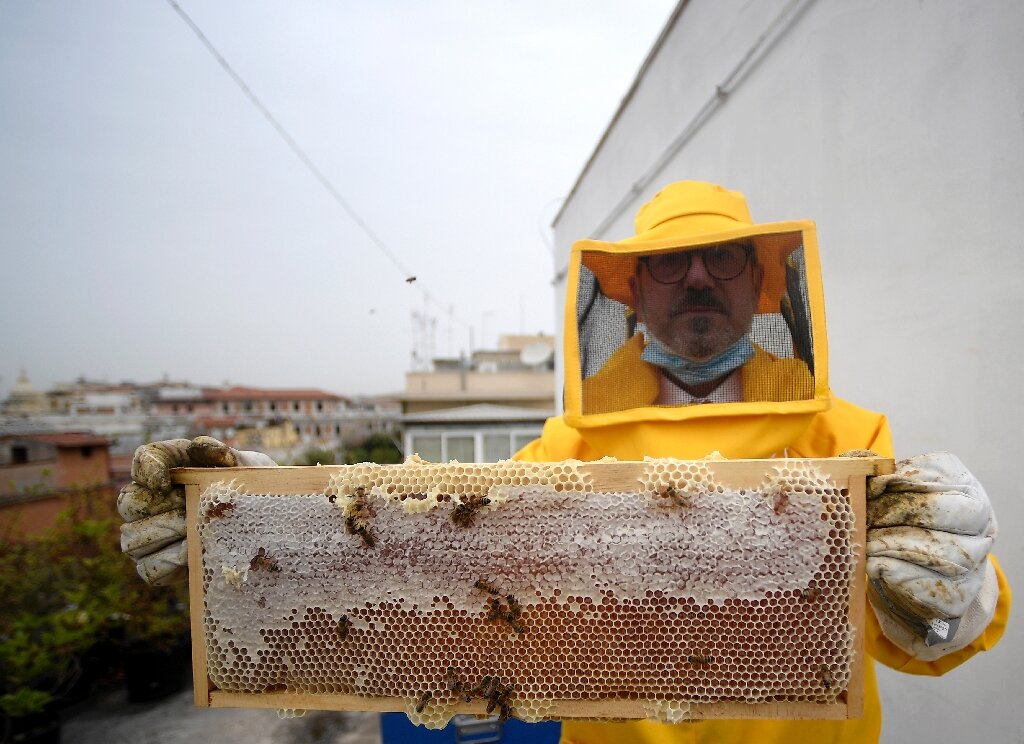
top-left (119, 181), bottom-right (1009, 744)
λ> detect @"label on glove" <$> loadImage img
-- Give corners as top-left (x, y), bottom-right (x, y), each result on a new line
top-left (928, 618), bottom-right (951, 641)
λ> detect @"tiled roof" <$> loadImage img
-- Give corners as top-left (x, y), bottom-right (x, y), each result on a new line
top-left (401, 404), bottom-right (554, 424)
top-left (202, 387), bottom-right (345, 402)
top-left (193, 416), bottom-right (240, 427)
top-left (25, 432), bottom-right (112, 447)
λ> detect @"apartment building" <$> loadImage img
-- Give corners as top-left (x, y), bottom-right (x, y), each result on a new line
top-left (398, 334), bottom-right (556, 462)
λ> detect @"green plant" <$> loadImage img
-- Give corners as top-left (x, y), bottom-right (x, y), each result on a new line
top-left (0, 486), bottom-right (189, 718)
top-left (342, 432), bottom-right (402, 464)
top-left (294, 447), bottom-right (337, 466)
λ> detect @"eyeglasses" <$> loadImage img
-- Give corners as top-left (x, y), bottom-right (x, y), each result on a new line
top-left (642, 242), bottom-right (753, 284)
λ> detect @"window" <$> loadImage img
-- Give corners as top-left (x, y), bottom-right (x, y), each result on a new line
top-left (80, 446), bottom-right (93, 458)
top-left (512, 433), bottom-right (536, 454)
top-left (483, 433), bottom-right (511, 462)
top-left (269, 402), bottom-right (277, 412)
top-left (222, 403), bottom-right (229, 413)
top-left (11, 445), bottom-right (28, 464)
top-left (446, 436), bottom-right (475, 463)
top-left (410, 435), bottom-right (442, 463)
top-left (316, 402), bottom-right (324, 412)
top-left (293, 402), bottom-right (300, 412)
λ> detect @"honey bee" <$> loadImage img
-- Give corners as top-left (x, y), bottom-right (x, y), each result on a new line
top-left (481, 592), bottom-right (527, 634)
top-left (819, 664), bottom-right (834, 690)
top-left (344, 486), bottom-right (375, 547)
top-left (414, 691), bottom-right (432, 713)
top-left (485, 679), bottom-right (514, 718)
top-left (769, 486), bottom-right (790, 514)
top-left (658, 484), bottom-right (691, 507)
top-left (451, 493), bottom-right (491, 527)
top-left (336, 615), bottom-right (351, 640)
top-left (497, 685), bottom-right (514, 721)
top-left (249, 547), bottom-right (280, 572)
top-left (474, 579), bottom-right (501, 596)
top-left (687, 654), bottom-right (714, 665)
top-left (205, 501), bottom-right (235, 518)
top-left (445, 667), bottom-right (463, 694)
top-left (486, 597), bottom-right (504, 621)
top-left (801, 586), bottom-right (822, 602)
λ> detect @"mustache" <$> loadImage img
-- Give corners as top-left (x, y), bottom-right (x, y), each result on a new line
top-left (668, 288), bottom-right (728, 315)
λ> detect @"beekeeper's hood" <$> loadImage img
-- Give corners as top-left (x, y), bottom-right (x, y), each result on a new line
top-left (564, 181), bottom-right (830, 459)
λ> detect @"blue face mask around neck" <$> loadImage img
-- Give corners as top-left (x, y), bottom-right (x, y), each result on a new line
top-left (640, 331), bottom-right (755, 386)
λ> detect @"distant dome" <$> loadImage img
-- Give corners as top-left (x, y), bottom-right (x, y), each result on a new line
top-left (11, 369), bottom-right (39, 397)
top-left (3, 369), bottom-right (47, 414)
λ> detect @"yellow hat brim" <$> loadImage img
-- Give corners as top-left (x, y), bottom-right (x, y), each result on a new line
top-left (578, 219), bottom-right (813, 315)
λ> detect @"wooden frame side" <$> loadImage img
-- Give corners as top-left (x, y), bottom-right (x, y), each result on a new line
top-left (206, 691), bottom-right (849, 720)
top-left (845, 473), bottom-right (868, 719)
top-left (185, 483), bottom-right (211, 708)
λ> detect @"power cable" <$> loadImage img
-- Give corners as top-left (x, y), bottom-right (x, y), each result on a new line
top-left (163, 0), bottom-right (475, 335)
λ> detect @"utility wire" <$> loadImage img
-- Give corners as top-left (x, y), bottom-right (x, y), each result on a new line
top-left (163, 0), bottom-right (422, 287)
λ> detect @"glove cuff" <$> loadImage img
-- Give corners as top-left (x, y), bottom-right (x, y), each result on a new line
top-left (870, 558), bottom-right (999, 662)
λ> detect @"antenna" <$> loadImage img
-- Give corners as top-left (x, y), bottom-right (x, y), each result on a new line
top-left (519, 342), bottom-right (554, 369)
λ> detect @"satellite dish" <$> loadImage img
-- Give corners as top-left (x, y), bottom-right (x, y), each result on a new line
top-left (520, 342), bottom-right (554, 368)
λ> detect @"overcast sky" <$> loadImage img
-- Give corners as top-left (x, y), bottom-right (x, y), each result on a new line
top-left (0, 1), bottom-right (675, 399)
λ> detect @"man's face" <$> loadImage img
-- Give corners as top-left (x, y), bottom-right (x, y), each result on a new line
top-left (630, 242), bottom-right (763, 362)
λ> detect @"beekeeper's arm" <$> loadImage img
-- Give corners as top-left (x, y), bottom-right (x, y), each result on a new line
top-left (118, 436), bottom-right (276, 585)
top-left (864, 452), bottom-right (1011, 672)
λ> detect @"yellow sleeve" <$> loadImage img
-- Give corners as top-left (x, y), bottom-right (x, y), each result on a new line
top-left (866, 554), bottom-right (1011, 675)
top-left (512, 416), bottom-right (600, 463)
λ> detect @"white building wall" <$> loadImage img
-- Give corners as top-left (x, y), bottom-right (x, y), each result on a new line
top-left (552, 1), bottom-right (1023, 741)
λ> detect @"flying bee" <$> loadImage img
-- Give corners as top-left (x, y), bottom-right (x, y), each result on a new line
top-left (336, 615), bottom-right (351, 640)
top-left (249, 547), bottom-right (280, 572)
top-left (414, 691), bottom-right (432, 713)
top-left (819, 664), bottom-right (834, 690)
top-left (205, 501), bottom-right (234, 518)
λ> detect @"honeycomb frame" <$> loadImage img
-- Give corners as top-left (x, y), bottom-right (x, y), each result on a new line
top-left (173, 456), bottom-right (892, 725)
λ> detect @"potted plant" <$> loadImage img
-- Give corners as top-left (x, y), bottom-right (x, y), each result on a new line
top-left (0, 522), bottom-right (99, 744)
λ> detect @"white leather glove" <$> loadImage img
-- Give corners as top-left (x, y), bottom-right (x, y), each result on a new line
top-left (865, 452), bottom-right (998, 660)
top-left (118, 436), bottom-right (276, 585)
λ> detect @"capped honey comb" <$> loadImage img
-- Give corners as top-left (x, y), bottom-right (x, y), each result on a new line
top-left (175, 456), bottom-right (888, 727)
